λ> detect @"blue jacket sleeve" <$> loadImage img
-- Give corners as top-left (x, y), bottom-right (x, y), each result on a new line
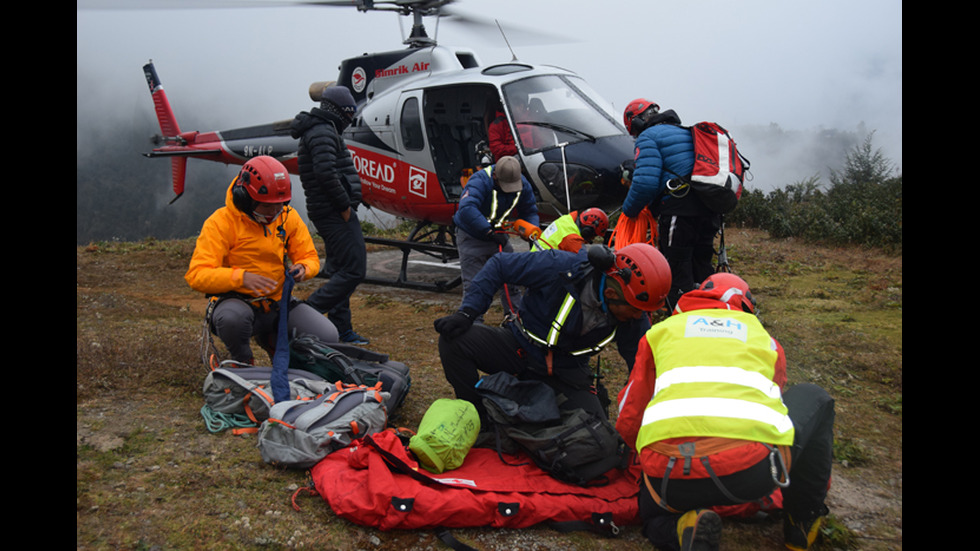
top-left (454, 171), bottom-right (494, 238)
top-left (622, 131), bottom-right (666, 218)
top-left (622, 125), bottom-right (696, 218)
top-left (460, 249), bottom-right (581, 315)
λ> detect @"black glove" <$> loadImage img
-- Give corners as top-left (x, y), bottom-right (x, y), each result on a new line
top-left (433, 309), bottom-right (477, 339)
top-left (488, 231), bottom-right (509, 247)
top-left (587, 244), bottom-right (616, 271)
top-left (619, 159), bottom-right (635, 184)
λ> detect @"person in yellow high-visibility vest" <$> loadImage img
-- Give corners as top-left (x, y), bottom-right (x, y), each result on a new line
top-left (616, 273), bottom-right (835, 551)
top-left (530, 208), bottom-right (609, 253)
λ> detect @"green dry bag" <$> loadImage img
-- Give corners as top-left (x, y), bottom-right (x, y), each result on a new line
top-left (409, 399), bottom-right (480, 473)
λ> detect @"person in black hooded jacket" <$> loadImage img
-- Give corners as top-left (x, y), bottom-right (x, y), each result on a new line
top-left (290, 85), bottom-right (370, 345)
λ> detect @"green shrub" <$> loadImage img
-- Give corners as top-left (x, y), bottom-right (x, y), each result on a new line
top-left (728, 134), bottom-right (901, 252)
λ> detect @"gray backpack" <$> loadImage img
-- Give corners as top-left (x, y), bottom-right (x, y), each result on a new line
top-left (202, 361), bottom-right (332, 424)
top-left (257, 382), bottom-right (390, 469)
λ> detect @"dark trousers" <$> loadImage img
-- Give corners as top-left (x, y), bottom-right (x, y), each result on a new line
top-left (658, 214), bottom-right (720, 309)
top-left (211, 298), bottom-right (339, 363)
top-left (438, 324), bottom-right (604, 424)
top-left (306, 209), bottom-right (366, 335)
top-left (455, 228), bottom-right (520, 321)
top-left (637, 383), bottom-right (835, 550)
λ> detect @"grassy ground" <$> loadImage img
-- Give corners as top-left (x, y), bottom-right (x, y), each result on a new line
top-left (76, 228), bottom-right (901, 550)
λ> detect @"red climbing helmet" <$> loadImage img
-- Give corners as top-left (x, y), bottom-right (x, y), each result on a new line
top-left (623, 98), bottom-right (660, 136)
top-left (235, 156), bottom-right (292, 204)
top-left (231, 156), bottom-right (292, 224)
top-left (577, 208), bottom-right (609, 241)
top-left (606, 243), bottom-right (671, 311)
top-left (698, 273), bottom-right (757, 313)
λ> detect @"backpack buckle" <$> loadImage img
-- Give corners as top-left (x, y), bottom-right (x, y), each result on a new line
top-left (678, 441), bottom-right (696, 475)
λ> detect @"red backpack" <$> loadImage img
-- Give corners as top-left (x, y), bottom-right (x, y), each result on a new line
top-left (686, 121), bottom-right (751, 214)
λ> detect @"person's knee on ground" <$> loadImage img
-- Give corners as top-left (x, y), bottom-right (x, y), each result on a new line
top-left (781, 383), bottom-right (836, 522)
top-left (211, 298), bottom-right (258, 363)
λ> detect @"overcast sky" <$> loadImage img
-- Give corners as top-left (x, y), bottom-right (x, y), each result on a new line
top-left (77, 0), bottom-right (902, 194)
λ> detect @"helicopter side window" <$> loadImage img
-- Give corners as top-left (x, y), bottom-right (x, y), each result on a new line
top-left (400, 97), bottom-right (425, 151)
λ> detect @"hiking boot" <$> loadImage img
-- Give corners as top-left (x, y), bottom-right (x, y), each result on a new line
top-left (340, 329), bottom-right (370, 345)
top-left (783, 505), bottom-right (829, 550)
top-left (677, 509), bottom-right (722, 551)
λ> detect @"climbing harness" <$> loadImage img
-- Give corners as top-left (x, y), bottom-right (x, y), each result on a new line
top-left (665, 178), bottom-right (691, 198)
top-left (643, 439), bottom-right (793, 513)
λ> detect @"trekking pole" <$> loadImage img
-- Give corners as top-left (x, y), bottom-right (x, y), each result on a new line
top-left (592, 356), bottom-right (610, 417)
top-left (716, 215), bottom-right (732, 273)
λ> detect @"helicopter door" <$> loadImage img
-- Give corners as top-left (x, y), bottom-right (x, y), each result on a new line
top-left (395, 93), bottom-right (433, 202)
top-left (422, 84), bottom-right (497, 202)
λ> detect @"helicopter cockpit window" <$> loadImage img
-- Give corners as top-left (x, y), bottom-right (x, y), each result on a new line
top-left (502, 75), bottom-right (622, 153)
top-left (400, 97), bottom-right (425, 151)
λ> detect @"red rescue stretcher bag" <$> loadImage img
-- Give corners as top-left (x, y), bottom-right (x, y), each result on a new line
top-left (304, 429), bottom-right (642, 533)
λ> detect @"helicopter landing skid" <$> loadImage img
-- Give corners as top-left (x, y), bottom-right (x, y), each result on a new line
top-left (361, 235), bottom-right (461, 292)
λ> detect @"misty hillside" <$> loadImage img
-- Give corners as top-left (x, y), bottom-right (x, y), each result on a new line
top-left (76, 114), bottom-right (871, 245)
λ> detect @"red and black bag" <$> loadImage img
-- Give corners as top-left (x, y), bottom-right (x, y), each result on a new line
top-left (686, 121), bottom-right (751, 214)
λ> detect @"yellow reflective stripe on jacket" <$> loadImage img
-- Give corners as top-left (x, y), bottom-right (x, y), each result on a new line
top-left (484, 166), bottom-right (521, 228)
top-left (641, 397), bottom-right (794, 436)
top-left (572, 328), bottom-right (617, 355)
top-left (520, 292), bottom-right (617, 355)
top-left (654, 365), bottom-right (783, 401)
top-left (636, 310), bottom-right (794, 449)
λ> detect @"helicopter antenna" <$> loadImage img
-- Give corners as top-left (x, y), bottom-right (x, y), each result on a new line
top-left (495, 19), bottom-right (518, 61)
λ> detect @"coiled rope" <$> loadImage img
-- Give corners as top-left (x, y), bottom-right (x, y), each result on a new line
top-left (200, 405), bottom-right (257, 434)
top-left (610, 207), bottom-right (658, 250)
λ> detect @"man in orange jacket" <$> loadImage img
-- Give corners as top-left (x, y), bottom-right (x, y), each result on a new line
top-left (616, 273), bottom-right (835, 551)
top-left (185, 156), bottom-right (339, 364)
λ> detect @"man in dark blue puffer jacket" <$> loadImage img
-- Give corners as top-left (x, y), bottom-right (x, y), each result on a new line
top-left (621, 98), bottom-right (722, 311)
top-left (290, 86), bottom-right (369, 345)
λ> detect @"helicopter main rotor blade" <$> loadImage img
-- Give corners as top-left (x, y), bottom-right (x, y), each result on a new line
top-left (439, 6), bottom-right (577, 46)
top-left (78, 0), bottom-right (455, 12)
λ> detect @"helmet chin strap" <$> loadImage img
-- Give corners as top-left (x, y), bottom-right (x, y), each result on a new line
top-left (251, 212), bottom-right (274, 225)
top-left (598, 273), bottom-right (610, 314)
top-left (251, 204), bottom-right (287, 226)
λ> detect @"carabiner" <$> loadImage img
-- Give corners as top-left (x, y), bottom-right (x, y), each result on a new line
top-left (769, 446), bottom-right (791, 488)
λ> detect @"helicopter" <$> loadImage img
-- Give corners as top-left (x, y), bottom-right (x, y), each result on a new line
top-left (142, 0), bottom-right (635, 290)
